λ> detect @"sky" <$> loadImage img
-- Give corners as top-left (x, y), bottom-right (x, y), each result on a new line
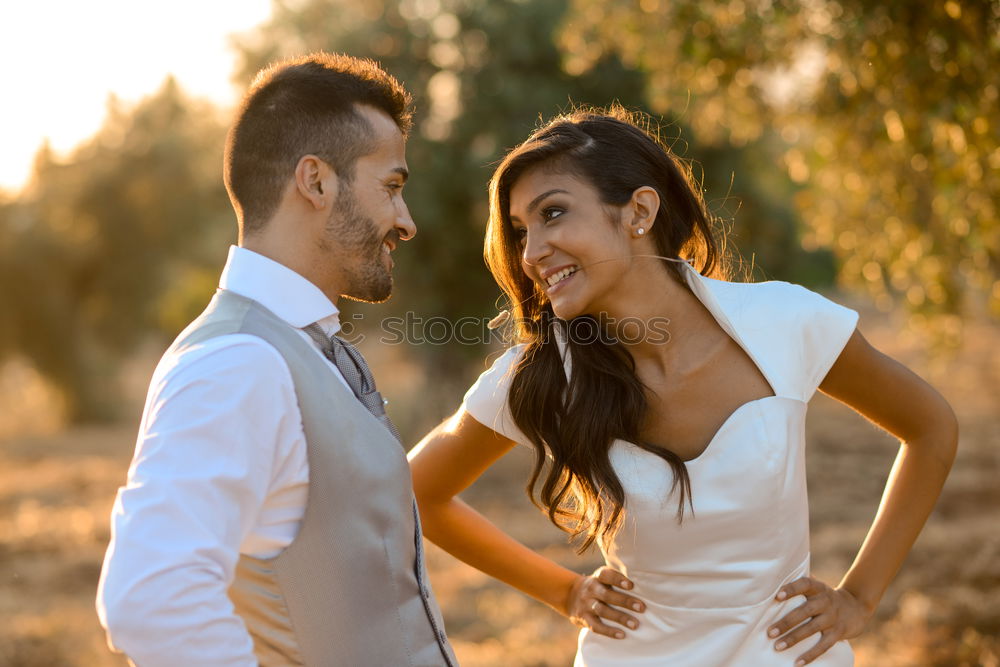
top-left (0, 0), bottom-right (274, 193)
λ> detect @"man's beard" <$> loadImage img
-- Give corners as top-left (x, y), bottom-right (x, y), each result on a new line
top-left (323, 186), bottom-right (395, 303)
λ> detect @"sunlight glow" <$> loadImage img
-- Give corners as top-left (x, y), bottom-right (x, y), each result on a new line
top-left (0, 0), bottom-right (273, 193)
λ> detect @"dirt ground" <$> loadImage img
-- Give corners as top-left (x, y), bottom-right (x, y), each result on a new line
top-left (1, 300), bottom-right (997, 666)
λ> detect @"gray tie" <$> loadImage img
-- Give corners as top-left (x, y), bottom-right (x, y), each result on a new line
top-left (303, 323), bottom-right (402, 443)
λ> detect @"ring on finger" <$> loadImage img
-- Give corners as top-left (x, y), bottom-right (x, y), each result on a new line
top-left (591, 600), bottom-right (601, 613)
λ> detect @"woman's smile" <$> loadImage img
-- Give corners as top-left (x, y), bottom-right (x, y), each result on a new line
top-left (542, 264), bottom-right (581, 294)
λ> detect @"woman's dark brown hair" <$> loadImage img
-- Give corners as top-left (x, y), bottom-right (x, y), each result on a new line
top-left (485, 107), bottom-right (728, 551)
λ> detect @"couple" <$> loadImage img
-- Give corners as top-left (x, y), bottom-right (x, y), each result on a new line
top-left (97, 53), bottom-right (957, 666)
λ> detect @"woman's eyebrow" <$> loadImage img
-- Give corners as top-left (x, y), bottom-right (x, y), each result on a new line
top-left (526, 188), bottom-right (568, 214)
top-left (511, 188), bottom-right (570, 223)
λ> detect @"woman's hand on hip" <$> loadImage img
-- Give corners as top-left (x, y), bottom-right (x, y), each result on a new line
top-left (566, 566), bottom-right (646, 639)
top-left (768, 577), bottom-right (872, 665)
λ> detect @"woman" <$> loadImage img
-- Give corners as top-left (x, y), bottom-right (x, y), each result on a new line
top-left (408, 108), bottom-right (957, 666)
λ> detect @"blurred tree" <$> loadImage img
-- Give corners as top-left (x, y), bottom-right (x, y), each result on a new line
top-left (561, 0), bottom-right (1000, 339)
top-left (0, 79), bottom-right (232, 422)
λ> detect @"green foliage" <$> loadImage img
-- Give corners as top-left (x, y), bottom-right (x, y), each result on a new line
top-left (0, 80), bottom-right (232, 421)
top-left (562, 0), bottom-right (1000, 338)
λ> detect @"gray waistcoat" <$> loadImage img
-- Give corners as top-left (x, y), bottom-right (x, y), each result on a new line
top-left (170, 290), bottom-right (457, 667)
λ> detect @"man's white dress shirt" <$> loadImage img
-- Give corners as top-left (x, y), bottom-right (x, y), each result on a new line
top-left (97, 246), bottom-right (351, 666)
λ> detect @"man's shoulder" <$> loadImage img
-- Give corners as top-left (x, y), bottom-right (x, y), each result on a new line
top-left (152, 333), bottom-right (291, 394)
top-left (168, 291), bottom-right (255, 350)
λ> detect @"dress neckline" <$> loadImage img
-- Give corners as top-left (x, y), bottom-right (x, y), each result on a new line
top-left (663, 261), bottom-right (781, 463)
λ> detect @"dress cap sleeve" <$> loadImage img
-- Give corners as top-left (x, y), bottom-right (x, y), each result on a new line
top-left (793, 285), bottom-right (860, 402)
top-left (461, 344), bottom-right (531, 446)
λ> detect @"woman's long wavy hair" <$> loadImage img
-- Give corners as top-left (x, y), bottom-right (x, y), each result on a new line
top-left (485, 107), bottom-right (728, 551)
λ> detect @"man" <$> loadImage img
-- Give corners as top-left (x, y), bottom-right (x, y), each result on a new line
top-left (97, 53), bottom-right (457, 667)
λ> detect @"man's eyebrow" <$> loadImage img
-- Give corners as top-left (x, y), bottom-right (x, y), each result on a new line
top-left (527, 188), bottom-right (568, 213)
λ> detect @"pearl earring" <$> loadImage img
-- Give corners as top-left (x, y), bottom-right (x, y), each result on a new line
top-left (637, 228), bottom-right (645, 236)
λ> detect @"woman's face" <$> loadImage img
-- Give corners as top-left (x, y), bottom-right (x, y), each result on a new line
top-left (508, 167), bottom-right (632, 320)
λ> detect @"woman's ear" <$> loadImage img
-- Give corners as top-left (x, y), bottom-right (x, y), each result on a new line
top-left (626, 186), bottom-right (660, 238)
top-left (294, 155), bottom-right (339, 210)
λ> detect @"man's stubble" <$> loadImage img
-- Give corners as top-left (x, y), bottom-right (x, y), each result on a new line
top-left (321, 184), bottom-right (396, 304)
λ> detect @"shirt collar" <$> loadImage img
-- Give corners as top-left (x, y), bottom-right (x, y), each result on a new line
top-left (219, 245), bottom-right (341, 334)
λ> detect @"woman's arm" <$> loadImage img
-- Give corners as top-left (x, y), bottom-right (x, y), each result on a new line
top-left (769, 328), bottom-right (959, 665)
top-left (409, 409), bottom-right (646, 638)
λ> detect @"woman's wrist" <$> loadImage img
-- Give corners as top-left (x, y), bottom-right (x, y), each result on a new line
top-left (837, 578), bottom-right (880, 616)
top-left (560, 572), bottom-right (587, 617)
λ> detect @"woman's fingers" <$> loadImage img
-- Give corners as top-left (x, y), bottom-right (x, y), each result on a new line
top-left (774, 614), bottom-right (831, 651)
top-left (769, 597), bottom-right (826, 638)
top-left (588, 616), bottom-right (627, 639)
top-left (795, 630), bottom-right (839, 665)
top-left (585, 604), bottom-right (628, 639)
top-left (567, 567), bottom-right (647, 637)
top-left (769, 577), bottom-right (832, 638)
top-left (775, 576), bottom-right (823, 602)
top-left (593, 566), bottom-right (645, 611)
top-left (596, 566), bottom-right (634, 591)
top-left (602, 587), bottom-right (646, 613)
top-left (591, 599), bottom-right (640, 630)
top-left (766, 582), bottom-right (872, 665)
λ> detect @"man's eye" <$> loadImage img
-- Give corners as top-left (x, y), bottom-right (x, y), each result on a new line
top-left (542, 207), bottom-right (565, 222)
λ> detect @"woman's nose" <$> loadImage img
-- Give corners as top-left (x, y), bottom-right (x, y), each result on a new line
top-left (521, 230), bottom-right (552, 266)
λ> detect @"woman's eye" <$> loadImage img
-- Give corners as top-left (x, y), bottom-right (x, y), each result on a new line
top-left (541, 207), bottom-right (565, 222)
top-left (514, 228), bottom-right (527, 245)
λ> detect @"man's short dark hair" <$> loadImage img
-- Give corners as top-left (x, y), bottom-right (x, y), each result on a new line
top-left (224, 52), bottom-right (413, 234)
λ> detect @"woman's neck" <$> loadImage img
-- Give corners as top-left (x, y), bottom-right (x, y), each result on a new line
top-left (592, 262), bottom-right (719, 375)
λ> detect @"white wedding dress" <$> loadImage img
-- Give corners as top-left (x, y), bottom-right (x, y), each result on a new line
top-left (462, 261), bottom-right (857, 666)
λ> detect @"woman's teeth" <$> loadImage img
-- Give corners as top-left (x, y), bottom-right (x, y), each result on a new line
top-left (545, 266), bottom-right (578, 287)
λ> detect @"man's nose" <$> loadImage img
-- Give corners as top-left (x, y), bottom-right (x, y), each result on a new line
top-left (395, 199), bottom-right (416, 241)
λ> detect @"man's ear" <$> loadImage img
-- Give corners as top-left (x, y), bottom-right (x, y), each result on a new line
top-left (624, 186), bottom-right (660, 237)
top-left (294, 155), bottom-right (338, 210)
